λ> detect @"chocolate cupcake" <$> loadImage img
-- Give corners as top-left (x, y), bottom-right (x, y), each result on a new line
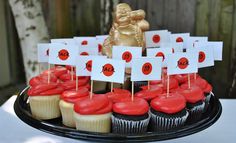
top-left (177, 85), bottom-right (205, 122)
top-left (112, 97), bottom-right (150, 134)
top-left (150, 93), bottom-right (188, 132)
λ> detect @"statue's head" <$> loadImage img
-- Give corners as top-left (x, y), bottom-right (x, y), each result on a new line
top-left (114, 3), bottom-right (132, 25)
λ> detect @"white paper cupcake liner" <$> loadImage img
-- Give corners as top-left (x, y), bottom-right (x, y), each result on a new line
top-left (187, 101), bottom-right (205, 122)
top-left (111, 114), bottom-right (150, 134)
top-left (59, 100), bottom-right (75, 128)
top-left (150, 110), bottom-right (189, 132)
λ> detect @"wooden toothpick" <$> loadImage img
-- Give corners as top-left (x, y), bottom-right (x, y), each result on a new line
top-left (111, 82), bottom-right (113, 92)
top-left (47, 63), bottom-right (51, 84)
top-left (188, 74), bottom-right (191, 89)
top-left (167, 75), bottom-right (170, 97)
top-left (90, 80), bottom-right (93, 99)
top-left (131, 81), bottom-right (134, 101)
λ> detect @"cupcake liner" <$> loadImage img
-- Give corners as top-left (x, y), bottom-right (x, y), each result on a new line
top-left (73, 112), bottom-right (111, 133)
top-left (134, 81), bottom-right (147, 93)
top-left (187, 101), bottom-right (205, 123)
top-left (29, 95), bottom-right (61, 120)
top-left (111, 114), bottom-right (150, 134)
top-left (59, 100), bottom-right (75, 128)
top-left (150, 110), bottom-right (189, 132)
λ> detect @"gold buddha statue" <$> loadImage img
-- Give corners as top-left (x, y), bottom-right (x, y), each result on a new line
top-left (102, 3), bottom-right (149, 58)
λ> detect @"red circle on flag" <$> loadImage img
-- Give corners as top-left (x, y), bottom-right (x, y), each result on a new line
top-left (46, 49), bottom-right (49, 56)
top-left (122, 51), bottom-right (132, 63)
top-left (86, 60), bottom-right (92, 72)
top-left (152, 35), bottom-right (160, 43)
top-left (155, 52), bottom-right (165, 61)
top-left (177, 57), bottom-right (189, 69)
top-left (172, 48), bottom-right (175, 53)
top-left (142, 62), bottom-right (152, 75)
top-left (198, 51), bottom-right (206, 63)
top-left (98, 44), bottom-right (102, 52)
top-left (81, 40), bottom-right (88, 45)
top-left (80, 52), bottom-right (89, 56)
top-left (176, 37), bottom-right (183, 42)
top-left (102, 63), bottom-right (114, 77)
top-left (58, 49), bottom-right (69, 60)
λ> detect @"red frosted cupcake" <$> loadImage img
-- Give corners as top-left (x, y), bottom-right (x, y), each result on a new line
top-left (43, 66), bottom-right (68, 77)
top-left (73, 94), bottom-right (112, 133)
top-left (150, 93), bottom-right (188, 131)
top-left (174, 73), bottom-right (199, 84)
top-left (112, 97), bottom-right (150, 134)
top-left (59, 77), bottom-right (90, 91)
top-left (135, 85), bottom-right (163, 101)
top-left (27, 83), bottom-right (63, 120)
top-left (29, 73), bottom-right (58, 87)
top-left (59, 88), bottom-right (89, 127)
top-left (177, 85), bottom-right (205, 122)
top-left (105, 88), bottom-right (131, 103)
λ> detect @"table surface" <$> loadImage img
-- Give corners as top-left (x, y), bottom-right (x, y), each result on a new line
top-left (0, 96), bottom-right (235, 143)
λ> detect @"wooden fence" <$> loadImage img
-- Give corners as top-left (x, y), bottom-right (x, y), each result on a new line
top-left (0, 0), bottom-right (235, 98)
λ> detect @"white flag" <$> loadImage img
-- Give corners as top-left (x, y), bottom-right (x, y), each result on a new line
top-left (160, 42), bottom-right (184, 53)
top-left (48, 43), bottom-right (78, 66)
top-left (131, 57), bottom-right (162, 81)
top-left (96, 35), bottom-right (108, 53)
top-left (51, 38), bottom-right (76, 45)
top-left (74, 37), bottom-right (97, 47)
top-left (145, 30), bottom-right (170, 48)
top-left (78, 45), bottom-right (99, 56)
top-left (37, 43), bottom-right (49, 63)
top-left (76, 56), bottom-right (106, 76)
top-left (146, 47), bottom-right (172, 67)
top-left (166, 52), bottom-right (198, 75)
top-left (91, 58), bottom-right (125, 83)
top-left (187, 44), bottom-right (214, 68)
top-left (185, 36), bottom-right (208, 49)
top-left (170, 33), bottom-right (190, 49)
top-left (112, 46), bottom-right (142, 67)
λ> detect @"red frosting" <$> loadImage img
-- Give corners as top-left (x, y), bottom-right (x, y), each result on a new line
top-left (105, 89), bottom-right (131, 103)
top-left (150, 77), bottom-right (178, 91)
top-left (27, 83), bottom-right (63, 96)
top-left (113, 97), bottom-right (149, 116)
top-left (177, 85), bottom-right (205, 104)
top-left (181, 77), bottom-right (212, 93)
top-left (135, 85), bottom-right (163, 101)
top-left (150, 93), bottom-right (186, 114)
top-left (74, 94), bottom-right (112, 115)
top-left (174, 73), bottom-right (199, 84)
top-left (59, 77), bottom-right (89, 90)
top-left (61, 88), bottom-right (89, 103)
top-left (43, 66), bottom-right (68, 77)
top-left (29, 74), bottom-right (58, 87)
top-left (59, 73), bottom-right (77, 82)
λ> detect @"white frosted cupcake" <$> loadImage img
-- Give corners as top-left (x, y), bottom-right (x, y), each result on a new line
top-left (27, 83), bottom-right (63, 120)
top-left (59, 88), bottom-right (89, 127)
top-left (73, 94), bottom-right (112, 133)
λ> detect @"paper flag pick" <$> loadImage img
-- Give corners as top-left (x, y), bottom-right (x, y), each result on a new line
top-left (78, 45), bottom-right (99, 56)
top-left (145, 30), bottom-right (170, 48)
top-left (185, 36), bottom-right (208, 49)
top-left (96, 35), bottom-right (108, 53)
top-left (91, 58), bottom-right (125, 83)
top-left (170, 33), bottom-right (190, 49)
top-left (160, 42), bottom-right (184, 53)
top-left (112, 46), bottom-right (142, 67)
top-left (146, 47), bottom-right (172, 67)
top-left (48, 43), bottom-right (78, 66)
top-left (166, 51), bottom-right (198, 75)
top-left (51, 38), bottom-right (76, 45)
top-left (131, 57), bottom-right (162, 81)
top-left (37, 43), bottom-right (50, 63)
top-left (74, 37), bottom-right (97, 47)
top-left (76, 55), bottom-right (107, 76)
top-left (187, 44), bottom-right (214, 68)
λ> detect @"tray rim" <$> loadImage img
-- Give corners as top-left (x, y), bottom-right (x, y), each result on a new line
top-left (14, 87), bottom-right (222, 142)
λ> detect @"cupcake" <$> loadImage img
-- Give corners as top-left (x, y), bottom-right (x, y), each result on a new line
top-left (112, 97), bottom-right (150, 134)
top-left (29, 73), bottom-right (58, 87)
top-left (174, 73), bottom-right (199, 84)
top-left (73, 94), bottom-right (112, 133)
top-left (150, 93), bottom-right (188, 132)
top-left (135, 85), bottom-right (163, 102)
top-left (181, 76), bottom-right (212, 111)
top-left (27, 83), bottom-right (63, 120)
top-left (59, 88), bottom-right (89, 127)
top-left (59, 78), bottom-right (90, 91)
top-left (105, 88), bottom-right (131, 103)
top-left (177, 86), bottom-right (205, 122)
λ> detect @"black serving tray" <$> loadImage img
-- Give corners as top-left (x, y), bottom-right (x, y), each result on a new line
top-left (14, 87), bottom-right (222, 142)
